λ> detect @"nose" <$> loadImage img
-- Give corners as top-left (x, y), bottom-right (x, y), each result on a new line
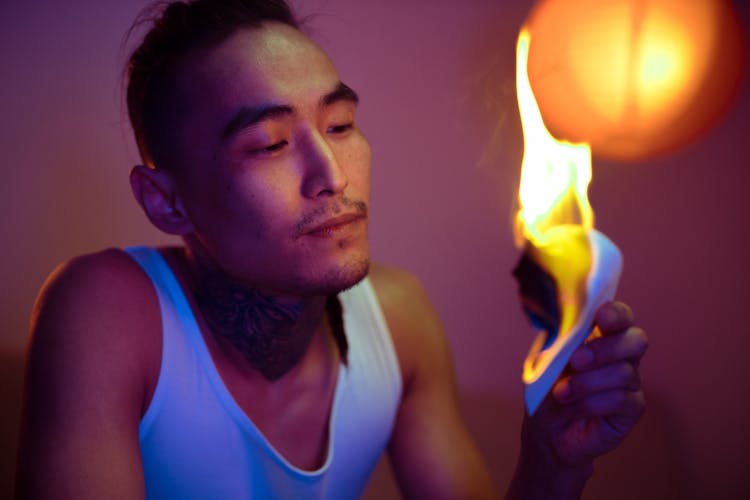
top-left (300, 130), bottom-right (348, 198)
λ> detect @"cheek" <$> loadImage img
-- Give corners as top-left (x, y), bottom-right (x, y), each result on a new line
top-left (345, 134), bottom-right (372, 195)
top-left (223, 170), bottom-right (302, 231)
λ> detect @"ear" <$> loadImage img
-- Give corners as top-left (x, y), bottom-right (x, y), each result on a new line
top-left (129, 165), bottom-right (195, 235)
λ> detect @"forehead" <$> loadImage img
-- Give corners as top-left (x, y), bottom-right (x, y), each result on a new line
top-left (174, 23), bottom-right (340, 112)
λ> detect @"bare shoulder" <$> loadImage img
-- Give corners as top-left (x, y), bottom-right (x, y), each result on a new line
top-left (17, 248), bottom-right (160, 497)
top-left (369, 263), bottom-right (428, 311)
top-left (368, 262), bottom-right (442, 335)
top-left (368, 263), bottom-right (450, 385)
top-left (368, 268), bottom-right (497, 497)
top-left (34, 247), bottom-right (154, 319)
top-left (27, 247), bottom-right (161, 417)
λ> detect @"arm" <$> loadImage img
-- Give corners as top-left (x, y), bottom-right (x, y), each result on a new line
top-left (370, 265), bottom-right (500, 499)
top-left (506, 302), bottom-right (648, 500)
top-left (371, 265), bottom-right (647, 499)
top-left (15, 250), bottom-right (160, 500)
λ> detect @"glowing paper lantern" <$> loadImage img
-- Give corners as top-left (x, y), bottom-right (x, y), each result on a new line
top-left (525, 0), bottom-right (745, 161)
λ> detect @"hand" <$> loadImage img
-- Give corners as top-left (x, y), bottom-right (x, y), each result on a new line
top-left (526, 301), bottom-right (648, 468)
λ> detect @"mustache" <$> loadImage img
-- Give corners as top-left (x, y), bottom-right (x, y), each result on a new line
top-left (294, 197), bottom-right (368, 236)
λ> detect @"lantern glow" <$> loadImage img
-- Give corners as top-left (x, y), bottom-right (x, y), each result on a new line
top-left (524, 0), bottom-right (745, 161)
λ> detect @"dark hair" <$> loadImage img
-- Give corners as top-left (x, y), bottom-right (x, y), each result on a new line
top-left (126, 0), bottom-right (298, 169)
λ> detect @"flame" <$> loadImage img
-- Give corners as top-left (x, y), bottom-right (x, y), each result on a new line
top-left (515, 28), bottom-right (594, 246)
top-left (515, 29), bottom-right (596, 375)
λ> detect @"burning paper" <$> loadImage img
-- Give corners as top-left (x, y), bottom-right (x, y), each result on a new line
top-left (513, 29), bottom-right (623, 415)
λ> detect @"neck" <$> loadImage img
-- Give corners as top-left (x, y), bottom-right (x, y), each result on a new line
top-left (182, 248), bottom-right (327, 381)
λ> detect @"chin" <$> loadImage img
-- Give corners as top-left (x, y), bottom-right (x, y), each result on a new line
top-left (316, 256), bottom-right (371, 295)
top-left (292, 253), bottom-right (370, 297)
top-left (329, 257), bottom-right (371, 292)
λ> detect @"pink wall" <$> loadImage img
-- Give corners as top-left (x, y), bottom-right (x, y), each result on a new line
top-left (1, 1), bottom-right (748, 498)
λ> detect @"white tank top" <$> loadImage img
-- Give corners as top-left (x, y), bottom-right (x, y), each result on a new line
top-left (125, 247), bottom-right (403, 499)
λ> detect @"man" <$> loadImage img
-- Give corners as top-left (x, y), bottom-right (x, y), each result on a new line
top-left (16, 0), bottom-right (648, 498)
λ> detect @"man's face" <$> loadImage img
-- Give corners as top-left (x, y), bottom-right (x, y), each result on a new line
top-left (168, 23), bottom-right (371, 296)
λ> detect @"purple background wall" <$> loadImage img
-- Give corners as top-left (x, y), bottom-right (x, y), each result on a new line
top-left (1, 1), bottom-right (748, 498)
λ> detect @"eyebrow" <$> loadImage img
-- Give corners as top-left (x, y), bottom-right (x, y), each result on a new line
top-left (322, 82), bottom-right (359, 107)
top-left (220, 81), bottom-right (360, 140)
top-left (221, 103), bottom-right (293, 140)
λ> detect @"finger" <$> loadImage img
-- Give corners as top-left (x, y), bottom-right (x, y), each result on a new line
top-left (570, 326), bottom-right (648, 371)
top-left (594, 301), bottom-right (635, 334)
top-left (572, 389), bottom-right (646, 420)
top-left (553, 362), bottom-right (640, 404)
top-left (529, 388), bottom-right (575, 428)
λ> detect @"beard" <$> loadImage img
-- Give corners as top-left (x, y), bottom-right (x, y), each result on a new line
top-left (287, 253), bottom-right (371, 297)
top-left (320, 255), bottom-right (371, 294)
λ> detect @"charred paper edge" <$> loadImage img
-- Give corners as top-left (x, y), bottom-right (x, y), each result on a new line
top-left (523, 230), bottom-right (623, 415)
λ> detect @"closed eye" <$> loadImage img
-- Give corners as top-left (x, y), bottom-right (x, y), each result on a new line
top-left (250, 140), bottom-right (288, 155)
top-left (327, 123), bottom-right (354, 134)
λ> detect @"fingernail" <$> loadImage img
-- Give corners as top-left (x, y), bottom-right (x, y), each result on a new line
top-left (571, 347), bottom-right (594, 370)
top-left (554, 381), bottom-right (571, 402)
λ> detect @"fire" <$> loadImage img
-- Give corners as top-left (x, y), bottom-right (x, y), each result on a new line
top-left (514, 29), bottom-right (596, 381)
top-left (515, 29), bottom-right (593, 247)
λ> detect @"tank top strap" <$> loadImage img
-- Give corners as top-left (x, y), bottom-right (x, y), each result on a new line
top-left (123, 246), bottom-right (208, 436)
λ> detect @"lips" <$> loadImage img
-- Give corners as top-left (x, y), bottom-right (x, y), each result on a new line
top-left (303, 213), bottom-right (366, 237)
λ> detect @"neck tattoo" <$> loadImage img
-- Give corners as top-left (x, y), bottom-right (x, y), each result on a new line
top-left (188, 255), bottom-right (346, 381)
